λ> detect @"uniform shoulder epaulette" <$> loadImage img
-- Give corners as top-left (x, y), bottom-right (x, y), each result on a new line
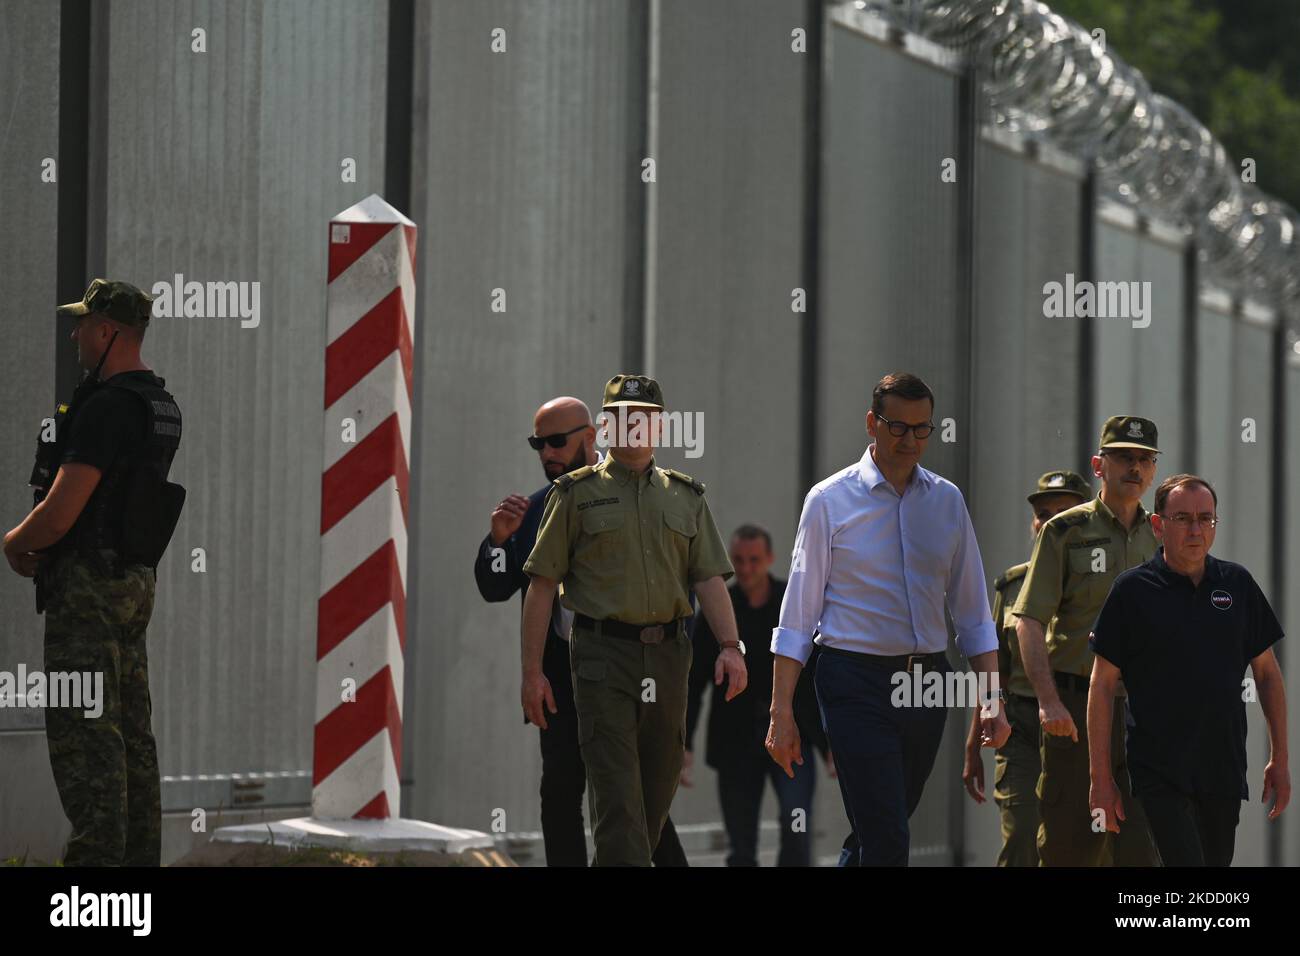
top-left (664, 468), bottom-right (706, 495)
top-left (1048, 504), bottom-right (1092, 530)
top-left (552, 465), bottom-right (596, 493)
top-left (994, 562), bottom-right (1029, 591)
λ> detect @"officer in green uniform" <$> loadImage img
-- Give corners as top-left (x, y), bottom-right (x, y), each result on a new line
top-left (962, 470), bottom-right (1089, 867)
top-left (520, 374), bottom-right (746, 866)
top-left (1012, 417), bottom-right (1161, 867)
top-left (4, 279), bottom-right (185, 867)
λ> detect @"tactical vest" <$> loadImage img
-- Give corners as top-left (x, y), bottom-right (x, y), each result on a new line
top-left (30, 371), bottom-right (186, 572)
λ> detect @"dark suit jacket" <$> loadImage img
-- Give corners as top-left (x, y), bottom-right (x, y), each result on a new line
top-left (686, 576), bottom-right (827, 771)
top-left (473, 484), bottom-right (575, 717)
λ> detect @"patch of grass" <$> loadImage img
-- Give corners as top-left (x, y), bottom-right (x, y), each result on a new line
top-left (5, 849), bottom-right (62, 867)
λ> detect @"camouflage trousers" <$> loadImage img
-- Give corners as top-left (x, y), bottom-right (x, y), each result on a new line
top-left (42, 551), bottom-right (161, 867)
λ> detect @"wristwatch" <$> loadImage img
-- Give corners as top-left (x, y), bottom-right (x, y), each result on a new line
top-left (721, 640), bottom-right (746, 656)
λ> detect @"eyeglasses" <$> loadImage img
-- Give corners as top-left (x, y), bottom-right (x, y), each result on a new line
top-left (1101, 451), bottom-right (1158, 467)
top-left (527, 424), bottom-right (587, 450)
top-left (1159, 513), bottom-right (1219, 529)
top-left (875, 414), bottom-right (935, 439)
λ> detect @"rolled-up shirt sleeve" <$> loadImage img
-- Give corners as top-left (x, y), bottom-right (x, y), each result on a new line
top-left (945, 500), bottom-right (998, 659)
top-left (772, 489), bottom-right (831, 665)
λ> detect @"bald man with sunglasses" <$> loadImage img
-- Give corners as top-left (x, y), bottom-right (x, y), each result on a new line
top-left (474, 396), bottom-right (686, 866)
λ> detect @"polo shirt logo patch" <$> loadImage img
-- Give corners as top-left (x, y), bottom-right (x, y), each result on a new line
top-left (1211, 590), bottom-right (1233, 610)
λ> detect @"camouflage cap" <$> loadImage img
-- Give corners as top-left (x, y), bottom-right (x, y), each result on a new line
top-left (1099, 415), bottom-right (1159, 453)
top-left (602, 373), bottom-right (665, 409)
top-left (56, 278), bottom-right (154, 328)
top-left (1027, 469), bottom-right (1091, 505)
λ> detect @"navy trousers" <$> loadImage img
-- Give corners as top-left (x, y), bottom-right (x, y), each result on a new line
top-left (717, 748), bottom-right (817, 866)
top-left (814, 649), bottom-right (950, 866)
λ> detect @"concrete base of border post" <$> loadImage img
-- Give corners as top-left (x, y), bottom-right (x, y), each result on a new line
top-left (207, 817), bottom-right (504, 865)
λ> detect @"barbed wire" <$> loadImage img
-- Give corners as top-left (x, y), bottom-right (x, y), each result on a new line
top-left (848, 0), bottom-right (1300, 325)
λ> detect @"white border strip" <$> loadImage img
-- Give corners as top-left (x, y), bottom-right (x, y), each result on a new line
top-left (320, 477), bottom-right (409, 597)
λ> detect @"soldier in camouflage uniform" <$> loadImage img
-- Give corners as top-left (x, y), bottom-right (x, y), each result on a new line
top-left (41, 557), bottom-right (159, 866)
top-left (4, 279), bottom-right (184, 866)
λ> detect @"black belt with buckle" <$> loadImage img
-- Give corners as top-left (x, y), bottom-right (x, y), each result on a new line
top-left (819, 644), bottom-right (947, 672)
top-left (574, 613), bottom-right (686, 644)
top-left (1053, 671), bottom-right (1089, 694)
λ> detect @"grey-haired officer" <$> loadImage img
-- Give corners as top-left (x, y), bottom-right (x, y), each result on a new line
top-left (520, 374), bottom-right (745, 866)
top-left (4, 279), bottom-right (184, 866)
top-left (962, 470), bottom-right (1090, 866)
top-left (1012, 416), bottom-right (1160, 866)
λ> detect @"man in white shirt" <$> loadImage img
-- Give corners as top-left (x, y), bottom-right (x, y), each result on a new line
top-left (766, 372), bottom-right (1009, 865)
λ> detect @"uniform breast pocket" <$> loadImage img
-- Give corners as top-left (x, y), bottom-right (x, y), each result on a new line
top-left (1067, 545), bottom-right (1113, 605)
top-left (579, 511), bottom-right (624, 567)
top-left (662, 510), bottom-right (697, 565)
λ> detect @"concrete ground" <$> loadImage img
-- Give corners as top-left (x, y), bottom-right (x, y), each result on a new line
top-left (505, 820), bottom-right (841, 867)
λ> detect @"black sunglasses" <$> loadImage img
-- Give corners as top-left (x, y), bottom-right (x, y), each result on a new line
top-left (527, 424), bottom-right (587, 450)
top-left (875, 414), bottom-right (935, 439)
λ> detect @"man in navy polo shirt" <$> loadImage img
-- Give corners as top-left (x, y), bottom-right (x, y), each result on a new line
top-left (1087, 474), bottom-right (1290, 866)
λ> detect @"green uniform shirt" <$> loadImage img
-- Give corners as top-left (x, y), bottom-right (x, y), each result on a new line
top-left (523, 454), bottom-right (733, 624)
top-left (1012, 494), bottom-right (1157, 678)
top-left (993, 562), bottom-right (1032, 699)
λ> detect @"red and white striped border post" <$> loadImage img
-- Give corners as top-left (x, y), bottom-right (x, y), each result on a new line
top-left (313, 194), bottom-right (417, 820)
